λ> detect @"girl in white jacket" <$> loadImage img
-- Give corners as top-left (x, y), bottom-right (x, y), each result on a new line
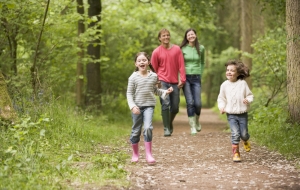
top-left (217, 60), bottom-right (254, 162)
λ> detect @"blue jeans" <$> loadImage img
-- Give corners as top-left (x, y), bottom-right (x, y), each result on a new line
top-left (183, 75), bottom-right (202, 117)
top-left (227, 113), bottom-right (250, 145)
top-left (159, 81), bottom-right (180, 114)
top-left (130, 106), bottom-right (154, 144)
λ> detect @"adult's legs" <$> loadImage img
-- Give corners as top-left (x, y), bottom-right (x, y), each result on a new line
top-left (160, 81), bottom-right (180, 136)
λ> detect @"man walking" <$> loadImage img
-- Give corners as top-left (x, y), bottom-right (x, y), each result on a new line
top-left (151, 28), bottom-right (186, 136)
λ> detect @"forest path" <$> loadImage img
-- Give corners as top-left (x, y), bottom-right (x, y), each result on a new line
top-left (125, 108), bottom-right (300, 190)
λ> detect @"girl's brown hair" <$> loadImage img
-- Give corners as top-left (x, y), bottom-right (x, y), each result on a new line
top-left (225, 60), bottom-right (250, 80)
top-left (134, 52), bottom-right (155, 72)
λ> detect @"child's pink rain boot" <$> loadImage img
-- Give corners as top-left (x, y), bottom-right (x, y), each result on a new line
top-left (131, 143), bottom-right (139, 163)
top-left (144, 141), bottom-right (156, 165)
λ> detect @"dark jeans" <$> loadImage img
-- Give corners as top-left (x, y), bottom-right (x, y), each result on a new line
top-left (183, 75), bottom-right (202, 117)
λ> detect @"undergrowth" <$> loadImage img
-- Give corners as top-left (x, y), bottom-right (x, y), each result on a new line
top-left (0, 95), bottom-right (131, 190)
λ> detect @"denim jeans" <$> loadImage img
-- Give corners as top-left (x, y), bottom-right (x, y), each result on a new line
top-left (159, 81), bottom-right (180, 114)
top-left (183, 75), bottom-right (202, 117)
top-left (130, 106), bottom-right (154, 144)
top-left (227, 113), bottom-right (250, 145)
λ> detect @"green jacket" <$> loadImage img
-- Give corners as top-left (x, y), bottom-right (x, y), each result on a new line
top-left (181, 44), bottom-right (205, 75)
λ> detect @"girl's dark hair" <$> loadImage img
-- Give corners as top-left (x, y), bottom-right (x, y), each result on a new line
top-left (225, 60), bottom-right (250, 80)
top-left (180, 28), bottom-right (201, 56)
top-left (134, 52), bottom-right (155, 72)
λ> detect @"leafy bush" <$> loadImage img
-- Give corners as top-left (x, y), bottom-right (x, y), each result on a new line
top-left (0, 99), bottom-right (131, 189)
top-left (249, 102), bottom-right (300, 159)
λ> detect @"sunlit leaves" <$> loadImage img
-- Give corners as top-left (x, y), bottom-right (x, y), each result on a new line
top-left (251, 28), bottom-right (287, 106)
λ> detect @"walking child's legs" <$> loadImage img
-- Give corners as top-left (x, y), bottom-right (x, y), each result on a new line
top-left (238, 113), bottom-right (250, 142)
top-left (130, 111), bottom-right (143, 144)
top-left (141, 106), bottom-right (156, 164)
top-left (227, 114), bottom-right (241, 145)
top-left (142, 106), bottom-right (154, 142)
top-left (238, 113), bottom-right (251, 152)
top-left (227, 113), bottom-right (250, 161)
top-left (130, 108), bottom-right (143, 163)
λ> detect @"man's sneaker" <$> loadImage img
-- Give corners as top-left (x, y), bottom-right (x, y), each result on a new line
top-left (233, 153), bottom-right (241, 162)
top-left (243, 141), bottom-right (251, 152)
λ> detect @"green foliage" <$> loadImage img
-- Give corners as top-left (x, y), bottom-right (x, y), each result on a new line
top-left (251, 28), bottom-right (286, 106)
top-left (202, 47), bottom-right (240, 107)
top-left (101, 0), bottom-right (190, 95)
top-left (249, 103), bottom-right (300, 159)
top-left (0, 99), bottom-right (131, 189)
top-left (170, 0), bottom-right (219, 30)
top-left (257, 0), bottom-right (286, 18)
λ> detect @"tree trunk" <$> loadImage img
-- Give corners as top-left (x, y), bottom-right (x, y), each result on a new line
top-left (286, 0), bottom-right (300, 123)
top-left (76, 0), bottom-right (85, 107)
top-left (240, 0), bottom-right (252, 89)
top-left (86, 0), bottom-right (101, 108)
top-left (31, 0), bottom-right (50, 99)
top-left (1, 18), bottom-right (18, 75)
top-left (204, 50), bottom-right (212, 107)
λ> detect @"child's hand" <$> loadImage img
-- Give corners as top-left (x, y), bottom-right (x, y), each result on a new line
top-left (131, 106), bottom-right (140, 114)
top-left (166, 87), bottom-right (173, 94)
top-left (220, 108), bottom-right (225, 114)
top-left (156, 81), bottom-right (162, 88)
top-left (243, 98), bottom-right (249, 104)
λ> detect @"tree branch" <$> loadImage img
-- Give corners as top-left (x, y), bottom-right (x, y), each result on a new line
top-left (31, 0), bottom-right (51, 98)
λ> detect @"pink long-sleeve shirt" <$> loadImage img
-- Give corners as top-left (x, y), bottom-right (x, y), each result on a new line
top-left (151, 45), bottom-right (186, 84)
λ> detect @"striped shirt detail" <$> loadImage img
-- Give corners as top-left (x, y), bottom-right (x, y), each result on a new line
top-left (127, 71), bottom-right (166, 110)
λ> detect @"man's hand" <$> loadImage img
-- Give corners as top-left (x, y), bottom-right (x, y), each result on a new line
top-left (178, 81), bottom-right (184, 89)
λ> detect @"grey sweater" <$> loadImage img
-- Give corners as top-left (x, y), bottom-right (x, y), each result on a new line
top-left (127, 71), bottom-right (167, 110)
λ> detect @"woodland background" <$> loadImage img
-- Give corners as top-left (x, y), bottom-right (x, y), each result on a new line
top-left (0, 0), bottom-right (299, 189)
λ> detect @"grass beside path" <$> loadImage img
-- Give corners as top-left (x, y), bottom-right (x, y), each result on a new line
top-left (0, 100), bottom-right (132, 190)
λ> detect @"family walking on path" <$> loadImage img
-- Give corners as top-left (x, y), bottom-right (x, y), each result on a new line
top-left (126, 27), bottom-right (254, 164)
top-left (124, 27), bottom-right (300, 189)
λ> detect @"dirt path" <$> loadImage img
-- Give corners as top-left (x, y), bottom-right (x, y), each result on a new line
top-left (125, 108), bottom-right (300, 190)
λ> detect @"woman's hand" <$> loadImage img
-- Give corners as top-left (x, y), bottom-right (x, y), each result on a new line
top-left (131, 106), bottom-right (140, 114)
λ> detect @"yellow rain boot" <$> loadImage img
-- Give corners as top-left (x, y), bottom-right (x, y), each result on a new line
top-left (232, 144), bottom-right (241, 162)
top-left (243, 141), bottom-right (251, 152)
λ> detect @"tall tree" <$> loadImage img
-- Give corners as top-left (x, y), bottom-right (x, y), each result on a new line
top-left (31, 0), bottom-right (50, 98)
top-left (240, 0), bottom-right (253, 89)
top-left (76, 0), bottom-right (85, 107)
top-left (86, 0), bottom-right (101, 108)
top-left (286, 0), bottom-right (300, 123)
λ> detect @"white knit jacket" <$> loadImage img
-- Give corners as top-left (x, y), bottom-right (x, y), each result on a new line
top-left (217, 79), bottom-right (254, 114)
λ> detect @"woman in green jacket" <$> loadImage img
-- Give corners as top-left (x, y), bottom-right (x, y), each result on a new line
top-left (180, 28), bottom-right (205, 135)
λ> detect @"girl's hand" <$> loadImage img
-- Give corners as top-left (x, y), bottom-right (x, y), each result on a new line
top-left (166, 87), bottom-right (173, 94)
top-left (243, 98), bottom-right (249, 105)
top-left (131, 106), bottom-right (140, 114)
top-left (220, 108), bottom-right (225, 114)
